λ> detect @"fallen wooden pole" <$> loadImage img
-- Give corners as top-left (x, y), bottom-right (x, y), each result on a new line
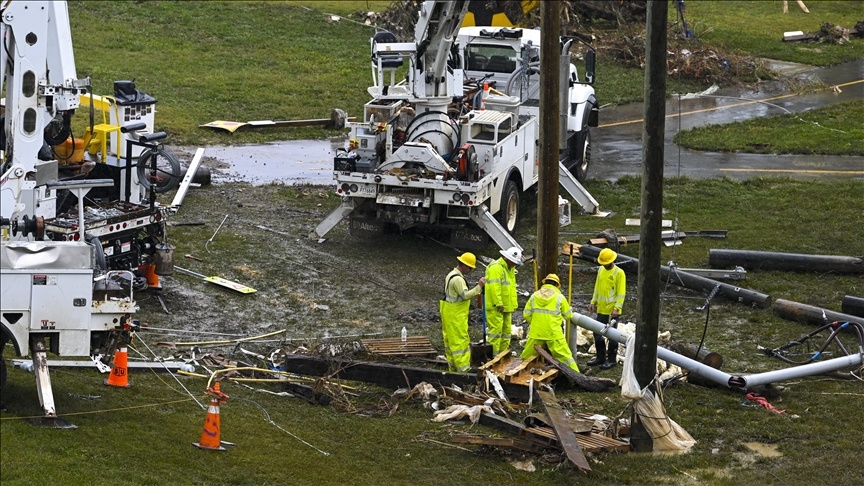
top-left (665, 341), bottom-right (723, 369)
top-left (842, 295), bottom-right (864, 318)
top-left (708, 249), bottom-right (864, 274)
top-left (663, 341), bottom-right (723, 388)
top-left (578, 244), bottom-right (772, 308)
top-left (279, 354), bottom-right (533, 402)
top-left (773, 298), bottom-right (863, 328)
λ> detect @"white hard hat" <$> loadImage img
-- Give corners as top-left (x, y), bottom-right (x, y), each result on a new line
top-left (500, 246), bottom-right (524, 265)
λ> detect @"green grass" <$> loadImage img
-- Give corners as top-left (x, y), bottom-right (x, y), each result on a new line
top-left (3, 176), bottom-right (864, 485)
top-left (69, 1), bottom-right (388, 146)
top-left (4, 2), bottom-right (864, 483)
top-left (674, 99), bottom-right (864, 154)
top-left (685, 0), bottom-right (864, 66)
top-left (66, 1), bottom-right (864, 145)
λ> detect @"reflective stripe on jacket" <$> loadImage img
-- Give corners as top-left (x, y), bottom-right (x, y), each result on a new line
top-left (444, 268), bottom-right (482, 303)
top-left (590, 265), bottom-right (626, 315)
top-left (523, 284), bottom-right (572, 341)
top-left (484, 257), bottom-right (518, 312)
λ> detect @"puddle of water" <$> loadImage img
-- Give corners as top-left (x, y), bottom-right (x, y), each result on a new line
top-left (742, 442), bottom-right (783, 458)
top-left (205, 138), bottom-right (345, 186)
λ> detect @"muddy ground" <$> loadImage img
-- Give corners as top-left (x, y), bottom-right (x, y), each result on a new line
top-left (136, 151), bottom-right (614, 363)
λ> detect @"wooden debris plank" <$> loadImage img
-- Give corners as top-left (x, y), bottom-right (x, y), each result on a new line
top-left (361, 336), bottom-right (437, 356)
top-left (503, 355), bottom-right (536, 376)
top-left (579, 433), bottom-right (630, 453)
top-left (528, 426), bottom-right (628, 453)
top-left (507, 369), bottom-right (558, 386)
top-left (481, 412), bottom-right (628, 454)
top-left (533, 368), bottom-right (558, 382)
top-left (525, 414), bottom-right (594, 434)
top-left (590, 234), bottom-right (641, 246)
top-left (538, 390), bottom-right (592, 473)
top-left (479, 349), bottom-right (511, 371)
top-left (561, 242), bottom-right (582, 256)
top-left (482, 353), bottom-right (558, 386)
top-left (480, 412), bottom-right (560, 448)
top-left (450, 434), bottom-right (551, 454)
top-left (533, 345), bottom-right (617, 392)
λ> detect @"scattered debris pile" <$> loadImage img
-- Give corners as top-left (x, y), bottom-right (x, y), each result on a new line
top-left (784, 20), bottom-right (864, 43)
top-left (366, 0), bottom-right (767, 85)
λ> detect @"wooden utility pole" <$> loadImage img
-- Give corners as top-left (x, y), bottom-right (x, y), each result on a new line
top-left (631, 0), bottom-right (668, 453)
top-left (537, 0), bottom-right (561, 278)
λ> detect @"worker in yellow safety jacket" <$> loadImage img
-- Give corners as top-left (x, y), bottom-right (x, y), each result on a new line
top-left (440, 252), bottom-right (486, 372)
top-left (484, 246), bottom-right (522, 355)
top-left (587, 248), bottom-right (626, 370)
top-left (520, 274), bottom-right (579, 372)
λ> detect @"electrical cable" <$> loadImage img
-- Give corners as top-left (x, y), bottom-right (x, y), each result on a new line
top-left (135, 335), bottom-right (205, 410)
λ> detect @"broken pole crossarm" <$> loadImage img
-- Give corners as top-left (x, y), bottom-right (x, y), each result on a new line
top-left (841, 295), bottom-right (864, 318)
top-left (773, 298), bottom-right (863, 328)
top-left (578, 244), bottom-right (772, 308)
top-left (569, 313), bottom-right (864, 389)
top-left (708, 249), bottom-right (864, 275)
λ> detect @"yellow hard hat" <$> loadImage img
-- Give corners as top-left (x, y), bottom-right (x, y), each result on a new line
top-left (457, 252), bottom-right (477, 269)
top-left (543, 273), bottom-right (561, 286)
top-left (598, 248), bottom-right (617, 266)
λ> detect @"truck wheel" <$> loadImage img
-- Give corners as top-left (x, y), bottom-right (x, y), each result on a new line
top-left (1, 337), bottom-right (7, 402)
top-left (0, 356), bottom-right (5, 397)
top-left (571, 130), bottom-right (591, 183)
top-left (496, 180), bottom-right (519, 234)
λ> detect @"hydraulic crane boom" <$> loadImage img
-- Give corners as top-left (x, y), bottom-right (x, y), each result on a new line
top-left (413, 1), bottom-right (469, 98)
top-left (0, 0), bottom-right (88, 221)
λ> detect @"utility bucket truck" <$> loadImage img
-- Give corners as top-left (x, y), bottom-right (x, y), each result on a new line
top-left (0, 0), bottom-right (177, 426)
top-left (312, 0), bottom-right (601, 251)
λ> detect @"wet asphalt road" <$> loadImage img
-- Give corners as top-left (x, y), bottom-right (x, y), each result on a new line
top-left (207, 59), bottom-right (863, 184)
top-left (595, 58), bottom-right (864, 181)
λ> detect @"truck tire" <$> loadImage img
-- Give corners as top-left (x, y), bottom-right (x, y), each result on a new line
top-left (496, 180), bottom-right (519, 234)
top-left (137, 146), bottom-right (182, 193)
top-left (1, 336), bottom-right (7, 404)
top-left (568, 129), bottom-right (591, 183)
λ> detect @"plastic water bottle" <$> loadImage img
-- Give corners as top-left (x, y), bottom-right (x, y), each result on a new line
top-left (401, 326), bottom-right (408, 343)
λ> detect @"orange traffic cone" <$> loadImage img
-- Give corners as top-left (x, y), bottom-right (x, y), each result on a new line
top-left (104, 346), bottom-right (131, 388)
top-left (143, 263), bottom-right (160, 289)
top-left (193, 382), bottom-right (234, 451)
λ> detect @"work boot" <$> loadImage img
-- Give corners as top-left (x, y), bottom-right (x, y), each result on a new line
top-left (600, 360), bottom-right (617, 370)
top-left (586, 357), bottom-right (604, 367)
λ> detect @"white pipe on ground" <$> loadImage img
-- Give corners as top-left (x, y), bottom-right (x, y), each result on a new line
top-left (568, 313), bottom-right (863, 389)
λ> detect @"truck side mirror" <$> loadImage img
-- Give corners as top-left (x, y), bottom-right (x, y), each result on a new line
top-left (584, 50), bottom-right (596, 85)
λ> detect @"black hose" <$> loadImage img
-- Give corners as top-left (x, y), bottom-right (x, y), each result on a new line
top-left (85, 232), bottom-right (107, 274)
top-left (136, 145), bottom-right (181, 193)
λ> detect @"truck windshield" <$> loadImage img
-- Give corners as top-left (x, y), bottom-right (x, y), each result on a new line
top-left (465, 45), bottom-right (517, 74)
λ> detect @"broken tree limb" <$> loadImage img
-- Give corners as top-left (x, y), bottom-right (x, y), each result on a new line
top-left (537, 390), bottom-right (591, 473)
top-left (532, 345), bottom-right (617, 392)
top-left (773, 298), bottom-right (863, 328)
top-left (841, 295), bottom-right (864, 318)
top-left (578, 244), bottom-right (772, 308)
top-left (708, 249), bottom-right (864, 275)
